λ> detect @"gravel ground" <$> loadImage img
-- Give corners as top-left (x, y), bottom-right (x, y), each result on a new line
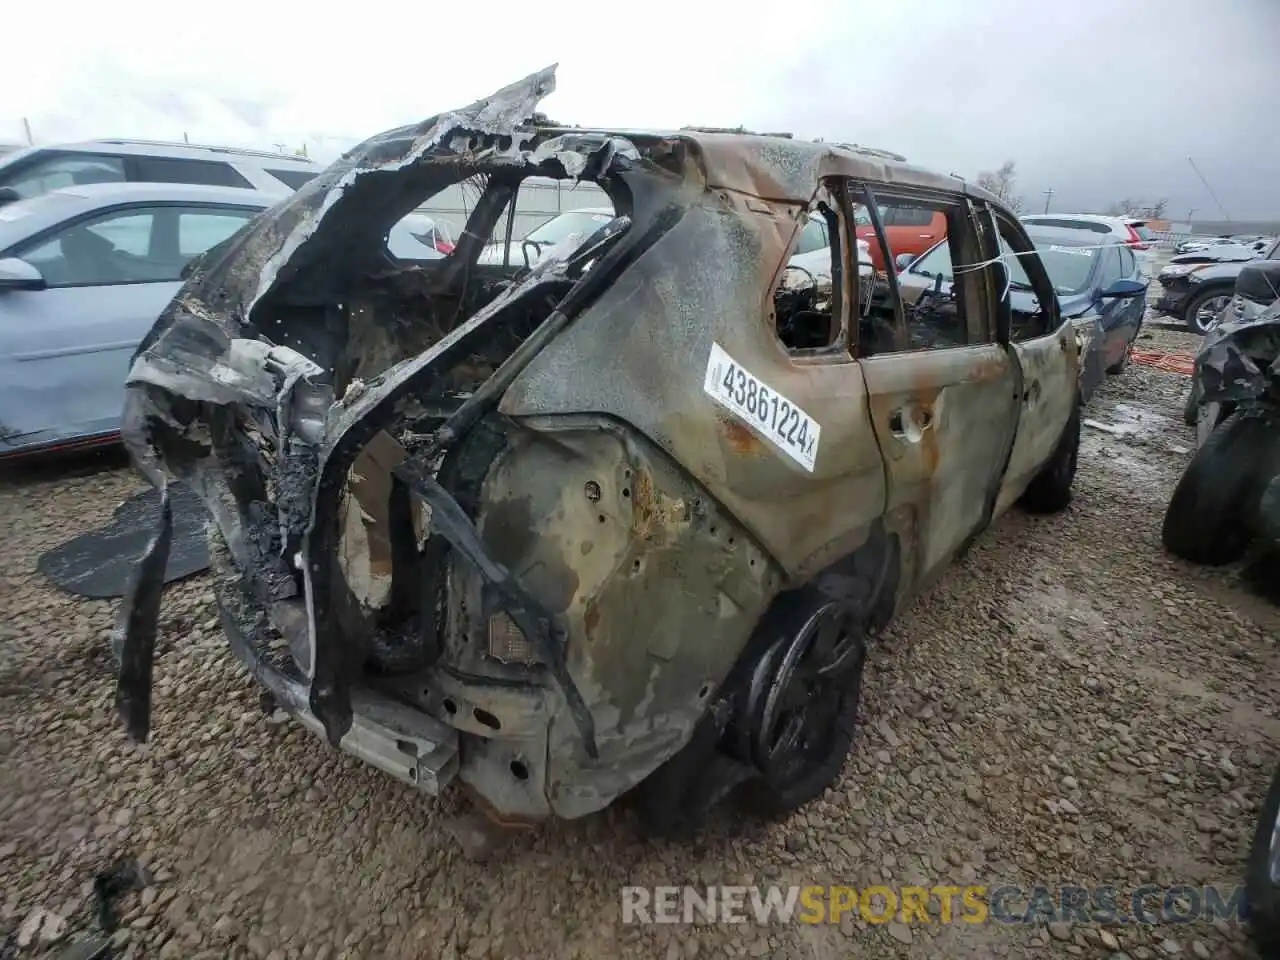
top-left (2, 316), bottom-right (1278, 960)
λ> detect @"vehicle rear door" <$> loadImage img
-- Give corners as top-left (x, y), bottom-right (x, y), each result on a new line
top-left (851, 185), bottom-right (1020, 586)
top-left (0, 203), bottom-right (258, 451)
top-left (984, 207), bottom-right (1079, 515)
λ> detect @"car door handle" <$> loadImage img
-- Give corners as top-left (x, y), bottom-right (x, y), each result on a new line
top-left (918, 234), bottom-right (934, 239)
top-left (888, 406), bottom-right (933, 438)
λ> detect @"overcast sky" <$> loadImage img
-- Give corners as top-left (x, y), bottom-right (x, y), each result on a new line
top-left (3, 0), bottom-right (1277, 220)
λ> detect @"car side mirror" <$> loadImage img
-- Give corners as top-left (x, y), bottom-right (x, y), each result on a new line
top-left (1099, 278), bottom-right (1147, 299)
top-left (894, 252), bottom-right (915, 272)
top-left (0, 257), bottom-right (45, 291)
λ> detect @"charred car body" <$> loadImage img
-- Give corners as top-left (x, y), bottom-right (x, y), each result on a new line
top-left (1164, 295), bottom-right (1280, 565)
top-left (114, 68), bottom-right (1082, 831)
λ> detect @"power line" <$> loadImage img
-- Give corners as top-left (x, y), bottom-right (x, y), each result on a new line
top-left (1187, 157), bottom-right (1231, 224)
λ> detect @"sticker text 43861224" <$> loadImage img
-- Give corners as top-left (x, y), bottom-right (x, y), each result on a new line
top-left (702, 342), bottom-right (821, 472)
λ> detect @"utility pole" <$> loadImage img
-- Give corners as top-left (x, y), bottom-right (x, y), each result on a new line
top-left (1185, 208), bottom-right (1195, 230)
top-left (183, 132), bottom-right (190, 143)
top-left (21, 117), bottom-right (33, 145)
top-left (1041, 187), bottom-right (1054, 214)
top-left (1187, 157), bottom-right (1231, 224)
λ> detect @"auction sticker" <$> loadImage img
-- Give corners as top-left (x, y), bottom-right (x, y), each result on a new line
top-left (702, 342), bottom-right (821, 472)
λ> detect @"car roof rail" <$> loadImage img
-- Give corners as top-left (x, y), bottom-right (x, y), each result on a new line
top-left (90, 138), bottom-right (316, 162)
top-left (680, 125), bottom-right (796, 139)
top-left (830, 142), bottom-right (909, 163)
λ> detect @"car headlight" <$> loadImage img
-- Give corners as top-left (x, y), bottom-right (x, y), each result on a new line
top-left (1185, 270), bottom-right (1206, 283)
top-left (1160, 264), bottom-right (1198, 278)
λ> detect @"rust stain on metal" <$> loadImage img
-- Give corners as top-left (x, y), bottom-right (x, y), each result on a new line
top-left (720, 414), bottom-right (766, 457)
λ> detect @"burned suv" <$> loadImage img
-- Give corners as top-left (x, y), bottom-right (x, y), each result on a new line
top-left (114, 68), bottom-right (1081, 832)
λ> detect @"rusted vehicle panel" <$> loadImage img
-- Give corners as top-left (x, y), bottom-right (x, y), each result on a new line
top-left (112, 66), bottom-right (1081, 833)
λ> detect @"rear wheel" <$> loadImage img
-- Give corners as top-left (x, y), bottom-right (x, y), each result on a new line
top-left (1161, 410), bottom-right (1276, 565)
top-left (743, 595), bottom-right (866, 815)
top-left (1183, 285), bottom-right (1233, 335)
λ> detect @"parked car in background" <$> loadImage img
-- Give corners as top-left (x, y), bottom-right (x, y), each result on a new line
top-left (0, 182), bottom-right (441, 459)
top-left (1182, 252), bottom-right (1280, 423)
top-left (0, 139), bottom-right (322, 205)
top-left (1157, 237), bottom-right (1278, 334)
top-left (1020, 213), bottom-right (1156, 277)
top-left (897, 224), bottom-right (1147, 401)
top-left (853, 204), bottom-right (948, 271)
top-left (1170, 243), bottom-right (1262, 265)
top-left (0, 184), bottom-right (276, 457)
top-left (475, 206), bottom-right (615, 266)
top-left (397, 212), bottom-right (457, 254)
top-left (1174, 237), bottom-right (1234, 255)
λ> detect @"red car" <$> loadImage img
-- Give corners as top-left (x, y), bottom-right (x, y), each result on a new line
top-left (854, 204), bottom-right (948, 271)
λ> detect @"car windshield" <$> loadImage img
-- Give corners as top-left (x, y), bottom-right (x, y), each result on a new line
top-left (908, 236), bottom-right (1097, 294)
top-left (525, 210), bottom-right (613, 246)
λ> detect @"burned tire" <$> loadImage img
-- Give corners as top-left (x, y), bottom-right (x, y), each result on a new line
top-left (742, 594), bottom-right (866, 816)
top-left (1247, 764), bottom-right (1280, 957)
top-left (1019, 395), bottom-right (1081, 514)
top-left (1183, 381), bottom-right (1201, 426)
top-left (1161, 410), bottom-right (1276, 565)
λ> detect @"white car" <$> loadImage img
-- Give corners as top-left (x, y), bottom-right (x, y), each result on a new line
top-left (1020, 213), bottom-right (1157, 277)
top-left (0, 140), bottom-right (322, 203)
top-left (475, 207), bottom-right (615, 266)
top-left (477, 207), bottom-right (875, 284)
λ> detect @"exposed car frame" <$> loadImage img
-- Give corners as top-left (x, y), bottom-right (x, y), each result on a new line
top-left (112, 66), bottom-right (1081, 834)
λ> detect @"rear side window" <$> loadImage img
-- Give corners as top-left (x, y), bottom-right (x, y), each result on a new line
top-left (1025, 217), bottom-right (1111, 234)
top-left (265, 168), bottom-right (319, 190)
top-left (793, 217), bottom-right (829, 255)
top-left (885, 206), bottom-right (935, 227)
top-left (1133, 225), bottom-right (1155, 241)
top-left (0, 153), bottom-right (127, 199)
top-left (132, 156), bottom-right (253, 189)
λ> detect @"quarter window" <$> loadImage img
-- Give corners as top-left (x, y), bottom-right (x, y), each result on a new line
top-left (132, 156), bottom-right (253, 189)
top-left (775, 185), bottom-right (846, 354)
top-left (265, 168), bottom-right (319, 190)
top-left (0, 153), bottom-right (126, 200)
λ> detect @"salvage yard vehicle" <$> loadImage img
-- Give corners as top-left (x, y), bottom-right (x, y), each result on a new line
top-left (1157, 236), bottom-right (1277, 335)
top-left (1021, 213), bottom-right (1157, 278)
top-left (0, 139), bottom-right (321, 204)
top-left (1163, 298), bottom-right (1280, 565)
top-left (0, 183), bottom-right (275, 458)
top-left (896, 224), bottom-right (1147, 403)
top-left (113, 67), bottom-right (1082, 834)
